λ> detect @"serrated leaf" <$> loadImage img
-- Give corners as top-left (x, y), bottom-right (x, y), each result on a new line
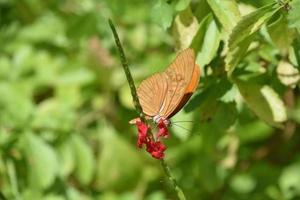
top-left (235, 78), bottom-right (287, 128)
top-left (206, 0), bottom-right (241, 33)
top-left (22, 132), bottom-right (59, 190)
top-left (268, 13), bottom-right (296, 52)
top-left (226, 3), bottom-right (279, 73)
top-left (71, 134), bottom-right (94, 185)
top-left (152, 0), bottom-right (174, 29)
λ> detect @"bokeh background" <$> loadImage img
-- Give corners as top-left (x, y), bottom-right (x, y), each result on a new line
top-left (1, 0), bottom-right (300, 199)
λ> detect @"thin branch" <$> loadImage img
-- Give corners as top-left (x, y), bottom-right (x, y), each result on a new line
top-left (108, 19), bottom-right (187, 200)
top-left (108, 19), bottom-right (146, 122)
top-left (160, 160), bottom-right (187, 200)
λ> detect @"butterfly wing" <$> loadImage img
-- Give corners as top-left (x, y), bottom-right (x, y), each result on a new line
top-left (137, 72), bottom-right (168, 117)
top-left (159, 48), bottom-right (199, 118)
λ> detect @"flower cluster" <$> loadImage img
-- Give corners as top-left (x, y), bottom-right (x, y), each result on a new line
top-left (135, 120), bottom-right (169, 159)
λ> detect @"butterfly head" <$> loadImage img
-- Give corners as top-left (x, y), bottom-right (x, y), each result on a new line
top-left (153, 115), bottom-right (170, 126)
top-left (129, 116), bottom-right (170, 127)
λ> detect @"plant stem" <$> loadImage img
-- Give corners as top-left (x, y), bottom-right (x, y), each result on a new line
top-left (108, 19), bottom-right (187, 200)
top-left (160, 160), bottom-right (187, 200)
top-left (108, 19), bottom-right (146, 122)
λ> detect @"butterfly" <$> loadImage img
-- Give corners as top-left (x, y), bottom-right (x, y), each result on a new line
top-left (130, 48), bottom-right (200, 126)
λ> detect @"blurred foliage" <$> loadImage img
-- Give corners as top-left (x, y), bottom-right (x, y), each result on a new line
top-left (1, 0), bottom-right (300, 199)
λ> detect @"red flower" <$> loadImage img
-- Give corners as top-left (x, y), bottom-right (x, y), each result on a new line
top-left (157, 120), bottom-right (169, 139)
top-left (136, 121), bottom-right (148, 148)
top-left (134, 120), bottom-right (169, 160)
top-left (146, 141), bottom-right (166, 159)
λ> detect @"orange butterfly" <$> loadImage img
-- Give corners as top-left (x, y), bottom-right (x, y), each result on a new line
top-left (130, 48), bottom-right (200, 125)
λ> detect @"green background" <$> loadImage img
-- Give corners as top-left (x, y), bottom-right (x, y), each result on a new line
top-left (1, 0), bottom-right (300, 199)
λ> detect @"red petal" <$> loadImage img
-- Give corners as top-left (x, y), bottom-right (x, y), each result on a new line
top-left (136, 121), bottom-right (148, 148)
top-left (157, 120), bottom-right (169, 139)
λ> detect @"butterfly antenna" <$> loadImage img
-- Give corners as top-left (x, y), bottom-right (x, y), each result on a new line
top-left (172, 123), bottom-right (191, 133)
top-left (172, 120), bottom-right (195, 124)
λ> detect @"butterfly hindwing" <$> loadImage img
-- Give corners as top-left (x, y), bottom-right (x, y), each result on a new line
top-left (159, 48), bottom-right (197, 118)
top-left (137, 73), bottom-right (168, 117)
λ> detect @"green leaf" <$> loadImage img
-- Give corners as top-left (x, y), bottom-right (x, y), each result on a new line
top-left (0, 83), bottom-right (33, 128)
top-left (268, 13), bottom-right (296, 52)
top-left (22, 132), bottom-right (59, 190)
top-left (194, 0), bottom-right (211, 22)
top-left (56, 68), bottom-right (95, 86)
top-left (21, 189), bottom-right (42, 200)
top-left (175, 0), bottom-right (191, 11)
top-left (71, 134), bottom-right (95, 185)
top-left (96, 126), bottom-right (143, 190)
top-left (19, 13), bottom-right (68, 47)
top-left (44, 194), bottom-right (65, 200)
top-left (119, 83), bottom-right (134, 109)
top-left (276, 60), bottom-right (300, 88)
top-left (57, 140), bottom-right (75, 178)
top-left (279, 162), bottom-right (300, 199)
top-left (66, 12), bottom-right (98, 40)
top-left (237, 121), bottom-right (273, 143)
top-left (288, 0), bottom-right (300, 33)
top-left (191, 15), bottom-right (221, 66)
top-left (292, 35), bottom-right (300, 68)
top-left (226, 3), bottom-right (279, 73)
top-left (173, 7), bottom-right (199, 49)
top-left (230, 173), bottom-right (256, 194)
top-left (190, 14), bottom-right (212, 52)
top-left (206, 0), bottom-right (241, 33)
top-left (66, 187), bottom-right (89, 200)
top-left (212, 102), bottom-right (237, 131)
top-left (234, 78), bottom-right (287, 128)
top-left (33, 99), bottom-right (76, 132)
top-left (152, 0), bottom-right (174, 29)
top-left (185, 78), bottom-right (232, 112)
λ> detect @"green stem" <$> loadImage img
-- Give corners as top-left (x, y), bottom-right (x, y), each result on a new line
top-left (160, 160), bottom-right (187, 200)
top-left (108, 19), bottom-right (187, 200)
top-left (108, 19), bottom-right (146, 122)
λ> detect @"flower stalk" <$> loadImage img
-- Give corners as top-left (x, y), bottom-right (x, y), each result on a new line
top-left (108, 19), bottom-right (187, 200)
